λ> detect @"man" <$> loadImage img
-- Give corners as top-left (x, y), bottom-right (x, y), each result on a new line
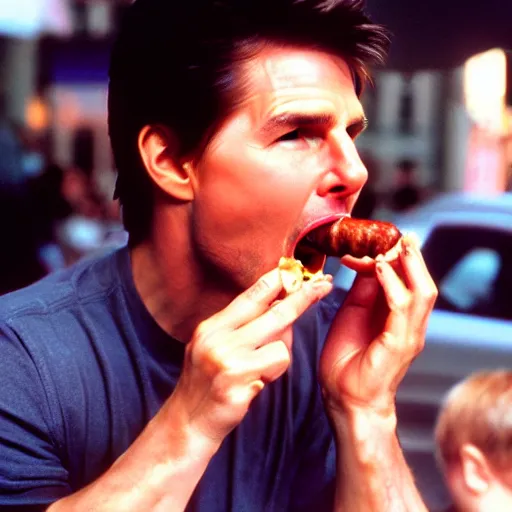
top-left (435, 371), bottom-right (512, 512)
top-left (0, 0), bottom-right (437, 510)
top-left (389, 159), bottom-right (422, 213)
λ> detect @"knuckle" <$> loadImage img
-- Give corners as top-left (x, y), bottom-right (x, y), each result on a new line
top-left (246, 276), bottom-right (273, 301)
top-left (224, 386), bottom-right (255, 409)
top-left (419, 282), bottom-right (438, 306)
top-left (411, 335), bottom-right (426, 357)
top-left (192, 342), bottom-right (229, 375)
top-left (262, 343), bottom-right (291, 382)
top-left (379, 331), bottom-right (400, 352)
top-left (208, 346), bottom-right (231, 373)
top-left (269, 300), bottom-right (293, 325)
top-left (302, 280), bottom-right (328, 302)
top-left (389, 292), bottom-right (412, 312)
top-left (416, 336), bottom-right (426, 352)
top-left (428, 283), bottom-right (439, 302)
top-left (194, 320), bottom-right (212, 343)
top-left (272, 340), bottom-right (291, 364)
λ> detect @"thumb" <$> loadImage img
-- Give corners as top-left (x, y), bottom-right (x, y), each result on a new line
top-left (323, 274), bottom-right (381, 362)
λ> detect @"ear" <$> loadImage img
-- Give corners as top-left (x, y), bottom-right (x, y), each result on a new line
top-left (138, 124), bottom-right (197, 202)
top-left (460, 443), bottom-right (492, 495)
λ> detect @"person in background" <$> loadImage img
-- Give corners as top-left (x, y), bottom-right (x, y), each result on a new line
top-left (0, 93), bottom-right (46, 294)
top-left (434, 370), bottom-right (512, 512)
top-left (0, 1), bottom-right (437, 510)
top-left (27, 162), bottom-right (72, 273)
top-left (390, 158), bottom-right (422, 213)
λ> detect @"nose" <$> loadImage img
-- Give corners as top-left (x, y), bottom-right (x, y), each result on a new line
top-left (316, 130), bottom-right (368, 199)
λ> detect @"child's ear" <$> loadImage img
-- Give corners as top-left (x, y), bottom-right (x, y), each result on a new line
top-left (138, 124), bottom-right (197, 202)
top-left (460, 443), bottom-right (492, 495)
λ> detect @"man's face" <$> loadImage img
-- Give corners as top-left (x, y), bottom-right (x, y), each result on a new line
top-left (191, 45), bottom-right (368, 291)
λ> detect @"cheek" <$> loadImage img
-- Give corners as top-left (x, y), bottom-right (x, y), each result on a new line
top-left (198, 145), bottom-right (318, 226)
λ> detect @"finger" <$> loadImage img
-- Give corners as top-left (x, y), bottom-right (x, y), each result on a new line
top-left (399, 235), bottom-right (438, 332)
top-left (340, 237), bottom-right (402, 273)
top-left (340, 255), bottom-right (375, 273)
top-left (380, 237), bottom-right (402, 263)
top-left (401, 232), bottom-right (431, 278)
top-left (252, 340), bottom-right (291, 384)
top-left (239, 278), bottom-right (333, 348)
top-left (374, 259), bottom-right (411, 344)
top-left (209, 268), bottom-right (284, 330)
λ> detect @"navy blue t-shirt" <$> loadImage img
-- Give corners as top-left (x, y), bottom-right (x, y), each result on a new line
top-left (0, 247), bottom-right (346, 511)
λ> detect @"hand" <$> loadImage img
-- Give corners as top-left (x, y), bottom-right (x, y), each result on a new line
top-left (172, 268), bottom-right (333, 445)
top-left (319, 234), bottom-right (437, 418)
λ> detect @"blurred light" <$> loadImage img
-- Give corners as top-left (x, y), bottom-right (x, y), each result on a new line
top-left (54, 90), bottom-right (81, 129)
top-left (25, 96), bottom-right (50, 132)
top-left (0, 0), bottom-right (71, 38)
top-left (464, 48), bottom-right (507, 135)
top-left (464, 49), bottom-right (508, 194)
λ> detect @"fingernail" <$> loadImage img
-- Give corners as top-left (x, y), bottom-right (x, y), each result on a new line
top-left (309, 272), bottom-right (331, 284)
top-left (308, 279), bottom-right (333, 293)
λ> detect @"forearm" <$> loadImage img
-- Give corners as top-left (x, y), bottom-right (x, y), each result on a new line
top-left (48, 395), bottom-right (219, 512)
top-left (331, 408), bottom-right (427, 512)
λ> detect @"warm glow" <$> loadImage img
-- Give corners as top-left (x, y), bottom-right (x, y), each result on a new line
top-left (464, 48), bottom-right (507, 134)
top-left (25, 96), bottom-right (50, 131)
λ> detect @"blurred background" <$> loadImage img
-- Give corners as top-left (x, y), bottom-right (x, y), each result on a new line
top-left (0, 0), bottom-right (129, 295)
top-left (1, 1), bottom-right (512, 509)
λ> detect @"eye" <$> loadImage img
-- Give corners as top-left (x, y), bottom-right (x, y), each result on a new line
top-left (346, 125), bottom-right (360, 140)
top-left (276, 129), bottom-right (323, 149)
top-left (277, 129), bottom-right (302, 142)
top-left (346, 119), bottom-right (369, 140)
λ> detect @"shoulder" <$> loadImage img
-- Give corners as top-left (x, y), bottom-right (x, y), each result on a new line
top-left (0, 248), bottom-right (130, 398)
top-left (0, 247), bottom-right (125, 324)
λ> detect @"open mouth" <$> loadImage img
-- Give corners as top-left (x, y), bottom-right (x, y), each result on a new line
top-left (293, 238), bottom-right (326, 276)
top-left (289, 214), bottom-right (349, 277)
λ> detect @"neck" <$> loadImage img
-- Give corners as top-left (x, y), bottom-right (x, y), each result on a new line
top-left (130, 217), bottom-right (237, 343)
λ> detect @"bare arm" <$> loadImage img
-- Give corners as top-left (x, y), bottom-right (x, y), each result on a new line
top-left (331, 408), bottom-right (427, 512)
top-left (48, 395), bottom-right (219, 512)
top-left (47, 268), bottom-right (333, 512)
top-left (320, 234), bottom-right (437, 511)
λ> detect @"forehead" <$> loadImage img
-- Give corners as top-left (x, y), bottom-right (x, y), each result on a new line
top-left (240, 46), bottom-right (362, 119)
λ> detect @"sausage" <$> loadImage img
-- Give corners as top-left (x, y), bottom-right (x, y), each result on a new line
top-left (306, 217), bottom-right (402, 259)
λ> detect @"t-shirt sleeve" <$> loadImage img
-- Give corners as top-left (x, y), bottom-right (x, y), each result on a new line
top-left (0, 321), bottom-right (71, 509)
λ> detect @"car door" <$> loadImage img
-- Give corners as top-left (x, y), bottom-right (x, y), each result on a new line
top-left (396, 219), bottom-right (512, 508)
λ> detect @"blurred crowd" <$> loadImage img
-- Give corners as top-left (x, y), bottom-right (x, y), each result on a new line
top-left (0, 98), bottom-right (126, 296)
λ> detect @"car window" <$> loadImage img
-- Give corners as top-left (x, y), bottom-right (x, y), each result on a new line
top-left (422, 225), bottom-right (512, 321)
top-left (441, 249), bottom-right (500, 311)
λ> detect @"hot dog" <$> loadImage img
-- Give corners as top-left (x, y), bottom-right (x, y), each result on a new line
top-left (279, 218), bottom-right (402, 294)
top-left (306, 217), bottom-right (402, 259)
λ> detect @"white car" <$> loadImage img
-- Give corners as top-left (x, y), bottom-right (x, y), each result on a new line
top-left (334, 192), bottom-right (512, 510)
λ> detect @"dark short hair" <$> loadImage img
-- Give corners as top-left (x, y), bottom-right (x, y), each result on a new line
top-left (108, 0), bottom-right (390, 244)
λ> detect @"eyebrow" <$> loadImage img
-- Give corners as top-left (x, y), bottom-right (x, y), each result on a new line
top-left (258, 112), bottom-right (369, 137)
